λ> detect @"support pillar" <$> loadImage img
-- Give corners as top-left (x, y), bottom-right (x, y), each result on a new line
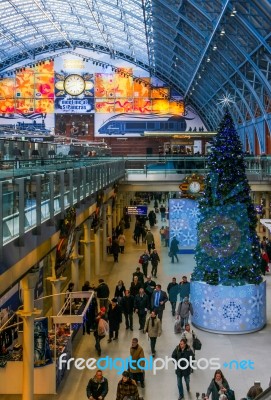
top-left (107, 202), bottom-right (113, 238)
top-left (116, 200), bottom-right (121, 225)
top-left (81, 219), bottom-right (92, 282)
top-left (70, 228), bottom-right (83, 290)
top-left (102, 205), bottom-right (107, 261)
top-left (47, 250), bottom-right (67, 316)
top-left (17, 272), bottom-right (41, 400)
top-left (47, 277), bottom-right (67, 316)
top-left (94, 228), bottom-right (101, 276)
top-left (112, 203), bottom-right (117, 230)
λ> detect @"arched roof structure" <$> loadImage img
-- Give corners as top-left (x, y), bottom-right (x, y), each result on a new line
top-left (0, 0), bottom-right (270, 136)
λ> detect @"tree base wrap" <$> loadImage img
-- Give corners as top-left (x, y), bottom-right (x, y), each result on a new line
top-left (190, 280), bottom-right (266, 334)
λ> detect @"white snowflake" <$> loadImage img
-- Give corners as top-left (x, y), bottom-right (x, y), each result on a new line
top-left (202, 297), bottom-right (215, 313)
top-left (190, 207), bottom-right (199, 218)
top-left (250, 291), bottom-right (263, 312)
top-left (172, 203), bottom-right (184, 213)
top-left (181, 230), bottom-right (195, 245)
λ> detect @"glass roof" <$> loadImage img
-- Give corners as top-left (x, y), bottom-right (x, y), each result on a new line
top-left (0, 0), bottom-right (270, 130)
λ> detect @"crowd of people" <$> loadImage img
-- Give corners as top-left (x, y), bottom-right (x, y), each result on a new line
top-left (70, 198), bottom-right (268, 400)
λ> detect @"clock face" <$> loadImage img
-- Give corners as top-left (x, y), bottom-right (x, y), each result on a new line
top-left (64, 74), bottom-right (85, 96)
top-left (189, 181), bottom-right (201, 193)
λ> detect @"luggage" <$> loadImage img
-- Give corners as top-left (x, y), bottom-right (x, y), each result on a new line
top-left (174, 319), bottom-right (182, 334)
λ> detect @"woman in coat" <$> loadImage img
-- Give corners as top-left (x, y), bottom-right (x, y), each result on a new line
top-left (114, 280), bottom-right (126, 303)
top-left (143, 310), bottom-right (162, 356)
top-left (205, 369), bottom-right (230, 400)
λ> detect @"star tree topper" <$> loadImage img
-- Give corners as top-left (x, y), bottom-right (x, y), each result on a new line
top-left (217, 92), bottom-right (235, 108)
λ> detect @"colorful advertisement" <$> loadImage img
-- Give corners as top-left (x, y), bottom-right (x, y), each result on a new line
top-left (0, 61), bottom-right (54, 132)
top-left (34, 318), bottom-right (52, 367)
top-left (54, 56), bottom-right (94, 113)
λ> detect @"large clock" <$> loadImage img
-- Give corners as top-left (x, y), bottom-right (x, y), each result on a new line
top-left (188, 181), bottom-right (201, 194)
top-left (64, 74), bottom-right (85, 96)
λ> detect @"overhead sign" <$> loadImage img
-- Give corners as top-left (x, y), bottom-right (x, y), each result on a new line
top-left (127, 205), bottom-right (148, 216)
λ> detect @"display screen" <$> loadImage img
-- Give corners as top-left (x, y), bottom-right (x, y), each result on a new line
top-left (127, 205), bottom-right (148, 215)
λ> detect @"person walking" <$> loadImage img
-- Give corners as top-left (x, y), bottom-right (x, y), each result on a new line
top-left (130, 338), bottom-right (145, 388)
top-left (107, 298), bottom-right (122, 343)
top-left (114, 280), bottom-right (126, 303)
top-left (143, 275), bottom-right (156, 304)
top-left (120, 289), bottom-right (134, 331)
top-left (170, 236), bottom-right (179, 263)
top-left (86, 369), bottom-right (108, 400)
top-left (134, 287), bottom-right (149, 330)
top-left (132, 267), bottom-right (145, 285)
top-left (171, 338), bottom-right (194, 400)
top-left (179, 276), bottom-right (190, 301)
top-left (144, 310), bottom-right (162, 356)
top-left (93, 307), bottom-right (108, 357)
top-left (118, 232), bottom-right (126, 253)
top-left (111, 238), bottom-right (120, 262)
top-left (167, 277), bottom-right (179, 316)
top-left (150, 249), bottom-right (160, 278)
top-left (151, 284), bottom-right (168, 322)
top-left (139, 250), bottom-right (150, 278)
top-left (95, 279), bottom-right (110, 310)
top-left (115, 370), bottom-right (140, 400)
top-left (130, 275), bottom-right (143, 297)
top-left (145, 230), bottom-right (155, 253)
top-left (205, 369), bottom-right (230, 400)
top-left (176, 297), bottom-right (194, 330)
top-left (181, 323), bottom-right (198, 356)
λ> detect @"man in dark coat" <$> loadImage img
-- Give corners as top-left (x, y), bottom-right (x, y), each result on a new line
top-left (171, 338), bottom-right (194, 400)
top-left (140, 250), bottom-right (150, 277)
top-left (167, 277), bottom-right (179, 316)
top-left (151, 284), bottom-right (168, 322)
top-left (170, 236), bottom-right (179, 263)
top-left (107, 298), bottom-right (122, 342)
top-left (86, 369), bottom-right (108, 399)
top-left (115, 370), bottom-right (139, 400)
top-left (95, 279), bottom-right (110, 309)
top-left (134, 288), bottom-right (149, 330)
top-left (150, 249), bottom-right (160, 278)
top-left (143, 275), bottom-right (156, 303)
top-left (132, 267), bottom-right (144, 285)
top-left (120, 290), bottom-right (134, 331)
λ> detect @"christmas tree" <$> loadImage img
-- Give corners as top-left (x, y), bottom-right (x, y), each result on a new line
top-left (192, 109), bottom-right (262, 286)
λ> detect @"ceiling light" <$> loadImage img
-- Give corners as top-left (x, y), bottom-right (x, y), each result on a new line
top-left (207, 57), bottom-right (211, 62)
top-left (220, 28), bottom-right (225, 35)
top-left (231, 7), bottom-right (237, 16)
top-left (213, 44), bottom-right (217, 50)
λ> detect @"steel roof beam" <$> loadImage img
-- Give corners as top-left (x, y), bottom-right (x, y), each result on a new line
top-left (184, 0), bottom-right (231, 98)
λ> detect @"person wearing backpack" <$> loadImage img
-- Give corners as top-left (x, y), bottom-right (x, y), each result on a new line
top-left (94, 307), bottom-right (108, 357)
top-left (176, 297), bottom-right (193, 330)
top-left (171, 338), bottom-right (194, 400)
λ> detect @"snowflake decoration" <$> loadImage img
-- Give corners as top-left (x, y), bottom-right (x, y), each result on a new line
top-left (217, 92), bottom-right (235, 108)
top-left (190, 207), bottom-right (199, 218)
top-left (181, 230), bottom-right (195, 245)
top-left (202, 297), bottom-right (215, 313)
top-left (172, 203), bottom-right (184, 213)
top-left (222, 301), bottom-right (242, 322)
top-left (250, 291), bottom-right (263, 312)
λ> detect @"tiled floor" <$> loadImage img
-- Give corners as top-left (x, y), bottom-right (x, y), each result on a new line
top-left (2, 209), bottom-right (271, 399)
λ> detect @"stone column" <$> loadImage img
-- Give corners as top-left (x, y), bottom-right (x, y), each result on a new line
top-left (16, 272), bottom-right (41, 400)
top-left (81, 219), bottom-right (93, 282)
top-left (46, 250), bottom-right (67, 316)
top-left (107, 201), bottom-right (113, 237)
top-left (70, 228), bottom-right (83, 290)
top-left (102, 205), bottom-right (107, 261)
top-left (112, 201), bottom-right (117, 230)
top-left (94, 227), bottom-right (101, 276)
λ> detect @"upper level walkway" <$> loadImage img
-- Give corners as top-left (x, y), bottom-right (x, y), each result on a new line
top-left (0, 155), bottom-right (270, 248)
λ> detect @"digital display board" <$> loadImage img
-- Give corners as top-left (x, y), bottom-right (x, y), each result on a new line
top-left (127, 205), bottom-right (148, 216)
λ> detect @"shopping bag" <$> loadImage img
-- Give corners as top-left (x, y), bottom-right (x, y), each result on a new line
top-left (174, 319), bottom-right (182, 334)
top-left (226, 389), bottom-right (235, 400)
